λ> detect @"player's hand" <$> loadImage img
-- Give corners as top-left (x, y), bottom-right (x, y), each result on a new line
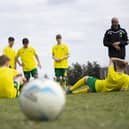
top-left (38, 63), bottom-right (42, 69)
top-left (120, 88), bottom-right (126, 92)
top-left (113, 42), bottom-right (120, 45)
top-left (23, 77), bottom-right (27, 83)
top-left (55, 58), bottom-right (62, 62)
top-left (19, 63), bottom-right (24, 67)
top-left (112, 43), bottom-right (121, 51)
top-left (114, 45), bottom-right (121, 51)
top-left (124, 61), bottom-right (128, 65)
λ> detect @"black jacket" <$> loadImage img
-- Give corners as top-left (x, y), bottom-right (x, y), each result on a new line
top-left (103, 25), bottom-right (128, 59)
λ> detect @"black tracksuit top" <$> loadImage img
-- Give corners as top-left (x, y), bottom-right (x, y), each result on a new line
top-left (103, 25), bottom-right (128, 59)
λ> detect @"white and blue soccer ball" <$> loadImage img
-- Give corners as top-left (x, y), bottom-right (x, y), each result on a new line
top-left (19, 79), bottom-right (66, 121)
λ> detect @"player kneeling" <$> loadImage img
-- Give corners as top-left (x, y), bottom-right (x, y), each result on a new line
top-left (0, 55), bottom-right (26, 98)
top-left (67, 58), bottom-right (129, 94)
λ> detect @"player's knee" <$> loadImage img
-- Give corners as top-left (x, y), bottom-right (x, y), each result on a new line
top-left (33, 74), bottom-right (38, 79)
top-left (84, 76), bottom-right (88, 81)
top-left (62, 77), bottom-right (66, 81)
top-left (56, 77), bottom-right (60, 81)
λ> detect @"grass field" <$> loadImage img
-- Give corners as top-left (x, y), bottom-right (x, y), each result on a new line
top-left (0, 92), bottom-right (129, 129)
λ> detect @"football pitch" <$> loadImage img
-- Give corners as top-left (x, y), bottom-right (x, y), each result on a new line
top-left (0, 92), bottom-right (129, 129)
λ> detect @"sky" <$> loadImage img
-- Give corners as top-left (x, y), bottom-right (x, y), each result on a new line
top-left (0, 0), bottom-right (129, 77)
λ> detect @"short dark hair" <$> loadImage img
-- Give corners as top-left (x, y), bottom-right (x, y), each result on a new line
top-left (0, 55), bottom-right (10, 67)
top-left (56, 34), bottom-right (62, 39)
top-left (113, 60), bottom-right (127, 71)
top-left (8, 37), bottom-right (15, 42)
top-left (22, 38), bottom-right (29, 44)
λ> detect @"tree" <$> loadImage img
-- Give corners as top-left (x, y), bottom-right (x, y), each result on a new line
top-left (67, 61), bottom-right (100, 85)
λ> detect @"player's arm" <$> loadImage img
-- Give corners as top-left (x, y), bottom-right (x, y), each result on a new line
top-left (60, 54), bottom-right (70, 61)
top-left (108, 58), bottom-right (114, 67)
top-left (52, 46), bottom-right (62, 62)
top-left (111, 57), bottom-right (128, 65)
top-left (15, 50), bottom-right (23, 67)
top-left (15, 56), bottom-right (23, 67)
top-left (35, 54), bottom-right (42, 69)
top-left (60, 45), bottom-right (70, 61)
top-left (13, 73), bottom-right (23, 79)
top-left (52, 53), bottom-right (56, 60)
top-left (52, 52), bottom-right (61, 62)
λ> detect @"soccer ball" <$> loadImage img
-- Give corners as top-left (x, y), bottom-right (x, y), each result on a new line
top-left (19, 79), bottom-right (66, 121)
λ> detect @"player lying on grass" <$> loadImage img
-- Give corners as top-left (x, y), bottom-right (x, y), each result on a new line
top-left (67, 58), bottom-right (129, 94)
top-left (0, 55), bottom-right (26, 98)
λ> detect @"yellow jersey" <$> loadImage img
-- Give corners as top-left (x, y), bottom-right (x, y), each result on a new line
top-left (3, 46), bottom-right (16, 69)
top-left (17, 46), bottom-right (37, 71)
top-left (0, 67), bottom-right (18, 98)
top-left (52, 43), bottom-right (69, 68)
top-left (96, 66), bottom-right (129, 92)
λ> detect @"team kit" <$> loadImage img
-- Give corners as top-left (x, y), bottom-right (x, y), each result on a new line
top-left (0, 33), bottom-right (129, 98)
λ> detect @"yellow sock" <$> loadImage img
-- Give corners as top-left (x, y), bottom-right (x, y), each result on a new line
top-left (70, 77), bottom-right (86, 91)
top-left (62, 81), bottom-right (66, 89)
top-left (60, 78), bottom-right (67, 89)
top-left (72, 87), bottom-right (89, 94)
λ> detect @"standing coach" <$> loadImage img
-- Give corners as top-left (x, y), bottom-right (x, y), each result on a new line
top-left (103, 17), bottom-right (128, 59)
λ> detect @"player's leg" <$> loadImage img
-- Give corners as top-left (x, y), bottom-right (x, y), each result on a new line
top-left (72, 87), bottom-right (90, 94)
top-left (61, 69), bottom-right (67, 89)
top-left (55, 68), bottom-right (62, 84)
top-left (66, 76), bottom-right (87, 94)
top-left (14, 76), bottom-right (25, 97)
top-left (31, 68), bottom-right (38, 79)
top-left (24, 71), bottom-right (31, 82)
top-left (70, 76), bottom-right (87, 91)
top-left (67, 76), bottom-right (97, 94)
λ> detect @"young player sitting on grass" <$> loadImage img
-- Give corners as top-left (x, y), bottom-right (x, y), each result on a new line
top-left (0, 55), bottom-right (25, 98)
top-left (67, 58), bottom-right (129, 94)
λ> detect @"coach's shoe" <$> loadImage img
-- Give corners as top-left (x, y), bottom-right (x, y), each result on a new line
top-left (66, 87), bottom-right (72, 95)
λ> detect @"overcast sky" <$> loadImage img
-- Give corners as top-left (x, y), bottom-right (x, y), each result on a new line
top-left (0, 0), bottom-right (129, 77)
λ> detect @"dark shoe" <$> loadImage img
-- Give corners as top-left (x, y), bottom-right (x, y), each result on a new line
top-left (66, 87), bottom-right (72, 94)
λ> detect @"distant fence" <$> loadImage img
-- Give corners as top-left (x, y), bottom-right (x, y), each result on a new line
top-left (100, 66), bottom-right (129, 79)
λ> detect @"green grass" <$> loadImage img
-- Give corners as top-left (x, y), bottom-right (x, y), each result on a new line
top-left (0, 92), bottom-right (129, 129)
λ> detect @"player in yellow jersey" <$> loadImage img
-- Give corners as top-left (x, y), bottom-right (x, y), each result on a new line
top-left (0, 55), bottom-right (25, 98)
top-left (16, 38), bottom-right (42, 82)
top-left (52, 34), bottom-right (70, 89)
top-left (3, 37), bottom-right (16, 69)
top-left (67, 58), bottom-right (129, 94)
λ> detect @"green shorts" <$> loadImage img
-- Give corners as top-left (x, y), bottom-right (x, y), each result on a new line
top-left (87, 77), bottom-right (97, 92)
top-left (55, 68), bottom-right (67, 77)
top-left (24, 68), bottom-right (38, 80)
